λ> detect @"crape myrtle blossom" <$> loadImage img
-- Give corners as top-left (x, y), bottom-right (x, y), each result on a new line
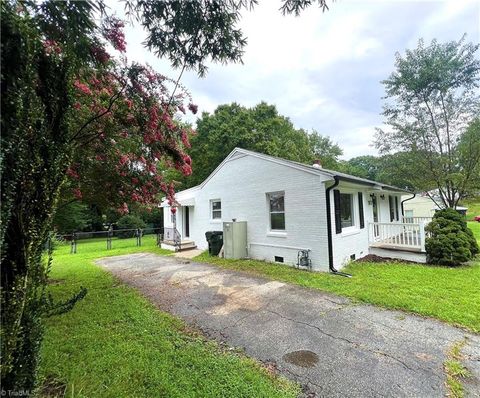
top-left (61, 15), bottom-right (196, 214)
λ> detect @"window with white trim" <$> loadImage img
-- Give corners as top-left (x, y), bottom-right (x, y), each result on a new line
top-left (211, 199), bottom-right (221, 219)
top-left (268, 192), bottom-right (285, 230)
top-left (340, 193), bottom-right (354, 228)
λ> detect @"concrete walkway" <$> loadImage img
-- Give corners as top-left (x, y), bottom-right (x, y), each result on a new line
top-left (97, 253), bottom-right (480, 397)
top-left (173, 248), bottom-right (203, 259)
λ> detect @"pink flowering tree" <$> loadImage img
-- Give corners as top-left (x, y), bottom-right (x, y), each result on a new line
top-left (1, 7), bottom-right (195, 390)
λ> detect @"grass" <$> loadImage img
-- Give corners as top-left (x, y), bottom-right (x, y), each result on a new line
top-left (461, 197), bottom-right (480, 220)
top-left (467, 220), bottom-right (480, 239)
top-left (39, 235), bottom-right (299, 398)
top-left (194, 222), bottom-right (480, 333)
top-left (444, 340), bottom-right (471, 398)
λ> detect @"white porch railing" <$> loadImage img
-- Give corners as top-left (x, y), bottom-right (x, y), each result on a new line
top-left (402, 216), bottom-right (432, 225)
top-left (369, 222), bottom-right (426, 252)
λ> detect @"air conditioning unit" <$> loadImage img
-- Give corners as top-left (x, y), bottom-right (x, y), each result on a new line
top-left (223, 221), bottom-right (247, 259)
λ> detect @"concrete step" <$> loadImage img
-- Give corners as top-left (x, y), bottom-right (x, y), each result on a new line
top-left (178, 241), bottom-right (197, 251)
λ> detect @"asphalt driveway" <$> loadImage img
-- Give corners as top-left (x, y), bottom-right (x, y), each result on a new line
top-left (97, 253), bottom-right (480, 397)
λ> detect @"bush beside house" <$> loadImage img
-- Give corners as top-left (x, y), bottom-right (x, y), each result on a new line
top-left (426, 209), bottom-right (479, 266)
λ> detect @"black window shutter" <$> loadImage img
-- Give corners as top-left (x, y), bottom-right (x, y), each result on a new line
top-left (389, 196), bottom-right (394, 222)
top-left (333, 189), bottom-right (342, 234)
top-left (395, 196), bottom-right (399, 221)
top-left (358, 192), bottom-right (364, 229)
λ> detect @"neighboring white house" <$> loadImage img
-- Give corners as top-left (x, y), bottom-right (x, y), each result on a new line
top-left (402, 192), bottom-right (468, 218)
top-left (162, 148), bottom-right (429, 272)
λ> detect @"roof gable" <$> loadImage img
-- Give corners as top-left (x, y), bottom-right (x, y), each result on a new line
top-left (198, 148), bottom-right (326, 190)
top-left (172, 147), bottom-right (412, 198)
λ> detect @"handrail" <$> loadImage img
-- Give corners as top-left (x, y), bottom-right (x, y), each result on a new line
top-left (368, 221), bottom-right (426, 252)
top-left (402, 216), bottom-right (432, 225)
top-left (163, 227), bottom-right (181, 250)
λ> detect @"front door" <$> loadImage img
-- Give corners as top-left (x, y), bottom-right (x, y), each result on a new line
top-left (184, 207), bottom-right (190, 238)
top-left (372, 194), bottom-right (379, 238)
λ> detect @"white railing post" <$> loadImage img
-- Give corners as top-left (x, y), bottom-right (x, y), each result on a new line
top-left (419, 221), bottom-right (426, 252)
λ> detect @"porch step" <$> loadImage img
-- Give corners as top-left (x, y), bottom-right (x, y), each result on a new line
top-left (161, 239), bottom-right (196, 252)
top-left (178, 240), bottom-right (197, 251)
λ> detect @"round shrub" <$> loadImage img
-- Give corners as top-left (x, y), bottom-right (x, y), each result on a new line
top-left (433, 208), bottom-right (479, 256)
top-left (425, 209), bottom-right (478, 266)
top-left (116, 215), bottom-right (146, 238)
top-left (434, 208), bottom-right (466, 227)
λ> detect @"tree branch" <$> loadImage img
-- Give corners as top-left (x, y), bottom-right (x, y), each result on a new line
top-left (71, 80), bottom-right (128, 143)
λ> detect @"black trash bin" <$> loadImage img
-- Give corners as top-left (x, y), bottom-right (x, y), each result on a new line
top-left (205, 231), bottom-right (223, 255)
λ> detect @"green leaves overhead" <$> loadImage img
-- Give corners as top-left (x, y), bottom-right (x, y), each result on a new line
top-left (174, 102), bottom-right (343, 189)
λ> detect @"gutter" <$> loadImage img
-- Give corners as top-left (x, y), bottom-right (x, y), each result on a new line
top-left (400, 192), bottom-right (416, 216)
top-left (325, 176), bottom-right (351, 277)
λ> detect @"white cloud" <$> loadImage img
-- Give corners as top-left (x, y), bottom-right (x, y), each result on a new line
top-left (107, 0), bottom-right (479, 160)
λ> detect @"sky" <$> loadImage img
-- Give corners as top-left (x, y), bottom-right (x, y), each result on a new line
top-left (110, 0), bottom-right (479, 159)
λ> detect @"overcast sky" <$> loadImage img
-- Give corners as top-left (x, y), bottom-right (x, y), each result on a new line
top-left (111, 0), bottom-right (479, 159)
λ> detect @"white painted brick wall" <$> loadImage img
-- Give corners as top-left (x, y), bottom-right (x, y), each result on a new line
top-left (171, 154), bottom-right (332, 271)
top-left (329, 184), bottom-right (404, 268)
top-left (165, 153), bottom-right (405, 272)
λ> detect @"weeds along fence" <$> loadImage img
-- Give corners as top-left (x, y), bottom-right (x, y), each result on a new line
top-left (50, 227), bottom-right (163, 253)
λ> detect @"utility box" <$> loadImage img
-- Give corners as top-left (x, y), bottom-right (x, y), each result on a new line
top-left (223, 221), bottom-right (247, 259)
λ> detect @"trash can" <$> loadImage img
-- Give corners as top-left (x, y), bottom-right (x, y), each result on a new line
top-left (205, 231), bottom-right (223, 255)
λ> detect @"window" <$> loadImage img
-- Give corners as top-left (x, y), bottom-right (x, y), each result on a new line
top-left (404, 209), bottom-right (414, 223)
top-left (171, 213), bottom-right (176, 224)
top-left (268, 192), bottom-right (285, 230)
top-left (340, 193), bottom-right (354, 228)
top-left (211, 200), bottom-right (221, 219)
top-left (274, 256), bottom-right (284, 263)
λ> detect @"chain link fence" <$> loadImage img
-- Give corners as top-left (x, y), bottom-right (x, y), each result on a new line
top-left (49, 227), bottom-right (163, 253)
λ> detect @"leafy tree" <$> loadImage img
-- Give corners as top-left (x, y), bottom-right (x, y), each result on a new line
top-left (178, 102), bottom-right (343, 188)
top-left (127, 0), bottom-right (331, 76)
top-left (342, 155), bottom-right (382, 181)
top-left (1, 2), bottom-right (192, 390)
top-left (52, 202), bottom-right (93, 234)
top-left (456, 118), bottom-right (480, 198)
top-left (116, 214), bottom-right (146, 238)
top-left (375, 37), bottom-right (480, 207)
top-left (308, 131), bottom-right (343, 169)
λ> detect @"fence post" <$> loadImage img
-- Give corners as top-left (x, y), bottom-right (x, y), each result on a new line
top-left (419, 221), bottom-right (426, 252)
top-left (107, 227), bottom-right (112, 250)
top-left (71, 232), bottom-right (77, 254)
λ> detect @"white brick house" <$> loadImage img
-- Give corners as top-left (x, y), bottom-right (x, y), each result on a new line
top-left (162, 148), bottom-right (428, 272)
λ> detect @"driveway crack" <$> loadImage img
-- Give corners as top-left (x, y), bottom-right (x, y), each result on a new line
top-left (265, 309), bottom-right (416, 372)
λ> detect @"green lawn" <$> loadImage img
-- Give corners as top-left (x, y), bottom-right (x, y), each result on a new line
top-left (461, 197), bottom-right (480, 220)
top-left (194, 223), bottom-right (480, 333)
top-left (40, 236), bottom-right (299, 398)
top-left (41, 223), bottom-right (480, 396)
